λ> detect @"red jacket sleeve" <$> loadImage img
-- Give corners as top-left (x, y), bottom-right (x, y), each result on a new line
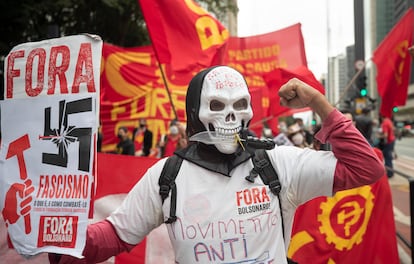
top-left (315, 109), bottom-right (385, 193)
top-left (49, 220), bottom-right (135, 264)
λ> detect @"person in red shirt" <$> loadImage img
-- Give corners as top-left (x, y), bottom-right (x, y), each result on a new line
top-left (158, 120), bottom-right (187, 157)
top-left (379, 115), bottom-right (396, 177)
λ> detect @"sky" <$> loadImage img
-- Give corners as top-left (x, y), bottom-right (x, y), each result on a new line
top-left (237, 0), bottom-right (355, 78)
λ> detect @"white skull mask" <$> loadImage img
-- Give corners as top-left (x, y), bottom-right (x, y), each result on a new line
top-left (198, 66), bottom-right (253, 154)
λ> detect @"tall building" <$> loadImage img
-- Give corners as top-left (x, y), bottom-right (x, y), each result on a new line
top-left (328, 44), bottom-right (366, 112)
top-left (327, 54), bottom-right (349, 108)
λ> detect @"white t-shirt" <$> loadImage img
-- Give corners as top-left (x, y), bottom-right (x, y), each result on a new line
top-left (108, 145), bottom-right (336, 263)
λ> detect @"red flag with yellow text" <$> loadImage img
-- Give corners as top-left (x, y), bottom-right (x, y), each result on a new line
top-left (99, 43), bottom-right (270, 152)
top-left (100, 23), bottom-right (312, 150)
top-left (138, 0), bottom-right (229, 73)
top-left (288, 148), bottom-right (399, 263)
top-left (372, 8), bottom-right (413, 118)
top-left (100, 43), bottom-right (189, 153)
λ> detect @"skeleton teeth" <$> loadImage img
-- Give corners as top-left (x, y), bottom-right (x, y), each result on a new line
top-left (213, 127), bottom-right (241, 138)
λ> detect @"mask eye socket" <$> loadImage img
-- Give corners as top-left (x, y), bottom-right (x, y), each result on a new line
top-left (233, 98), bottom-right (248, 110)
top-left (210, 100), bottom-right (225, 111)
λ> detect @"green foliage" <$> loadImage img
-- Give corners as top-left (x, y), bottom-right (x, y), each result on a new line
top-left (195, 0), bottom-right (238, 22)
top-left (0, 0), bottom-right (150, 55)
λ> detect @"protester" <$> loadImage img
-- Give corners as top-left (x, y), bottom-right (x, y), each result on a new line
top-left (133, 118), bottom-right (153, 156)
top-left (287, 122), bottom-right (308, 148)
top-left (261, 127), bottom-right (273, 139)
top-left (379, 115), bottom-right (396, 178)
top-left (97, 121), bottom-right (103, 152)
top-left (273, 120), bottom-right (294, 146)
top-left (50, 65), bottom-right (383, 264)
top-left (115, 126), bottom-right (135, 156)
top-left (293, 117), bottom-right (313, 145)
top-left (355, 107), bottom-right (374, 146)
top-left (158, 119), bottom-right (187, 157)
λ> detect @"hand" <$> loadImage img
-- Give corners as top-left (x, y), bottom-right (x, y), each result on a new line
top-left (279, 78), bottom-right (334, 121)
top-left (2, 179), bottom-right (35, 233)
top-left (278, 78), bottom-right (320, 108)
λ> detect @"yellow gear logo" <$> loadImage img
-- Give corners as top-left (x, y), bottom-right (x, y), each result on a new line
top-left (318, 185), bottom-right (374, 250)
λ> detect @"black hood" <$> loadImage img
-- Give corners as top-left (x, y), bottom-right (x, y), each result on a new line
top-left (180, 66), bottom-right (253, 175)
top-left (185, 66), bottom-right (220, 138)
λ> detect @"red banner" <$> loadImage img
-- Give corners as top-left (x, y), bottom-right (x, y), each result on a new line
top-left (100, 25), bottom-right (309, 149)
top-left (372, 8), bottom-right (413, 118)
top-left (288, 148), bottom-right (399, 263)
top-left (138, 0), bottom-right (228, 73)
top-left (100, 44), bottom-right (190, 152)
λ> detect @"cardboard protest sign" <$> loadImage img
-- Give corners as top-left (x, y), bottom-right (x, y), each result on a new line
top-left (1, 34), bottom-right (102, 258)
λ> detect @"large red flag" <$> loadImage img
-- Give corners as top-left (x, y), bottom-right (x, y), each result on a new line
top-left (372, 8), bottom-right (413, 118)
top-left (138, 0), bottom-right (229, 73)
top-left (288, 148), bottom-right (399, 263)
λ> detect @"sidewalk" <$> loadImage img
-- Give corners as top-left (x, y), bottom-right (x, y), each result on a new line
top-left (388, 155), bottom-right (414, 264)
top-left (388, 155), bottom-right (414, 187)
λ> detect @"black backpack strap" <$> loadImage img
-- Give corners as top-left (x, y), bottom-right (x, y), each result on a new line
top-left (250, 149), bottom-right (289, 247)
top-left (251, 149), bottom-right (281, 196)
top-left (158, 154), bottom-right (183, 224)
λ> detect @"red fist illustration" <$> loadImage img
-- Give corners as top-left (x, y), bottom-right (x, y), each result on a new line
top-left (2, 179), bottom-right (35, 233)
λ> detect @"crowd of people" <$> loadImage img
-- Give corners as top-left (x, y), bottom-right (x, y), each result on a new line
top-left (261, 108), bottom-right (398, 177)
top-left (112, 118), bottom-right (188, 158)
top-left (107, 95), bottom-right (397, 180)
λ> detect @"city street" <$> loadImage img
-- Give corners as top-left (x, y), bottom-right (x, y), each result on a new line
top-left (389, 136), bottom-right (414, 263)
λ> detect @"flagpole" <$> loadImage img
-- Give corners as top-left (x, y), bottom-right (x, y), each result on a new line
top-left (334, 58), bottom-right (372, 107)
top-left (140, 10), bottom-right (178, 120)
top-left (156, 60), bottom-right (178, 120)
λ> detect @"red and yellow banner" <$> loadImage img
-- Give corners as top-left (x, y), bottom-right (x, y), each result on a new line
top-left (100, 44), bottom-right (190, 152)
top-left (99, 1), bottom-right (312, 150)
top-left (100, 25), bottom-right (310, 148)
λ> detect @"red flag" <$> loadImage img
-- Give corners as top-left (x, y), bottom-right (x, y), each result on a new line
top-left (138, 0), bottom-right (229, 73)
top-left (288, 148), bottom-right (399, 263)
top-left (372, 8), bottom-right (413, 118)
top-left (263, 66), bottom-right (325, 133)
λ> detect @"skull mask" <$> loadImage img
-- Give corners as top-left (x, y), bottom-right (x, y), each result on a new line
top-left (198, 66), bottom-right (253, 154)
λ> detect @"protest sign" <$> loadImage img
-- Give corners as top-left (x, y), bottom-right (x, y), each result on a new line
top-left (1, 34), bottom-right (102, 258)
